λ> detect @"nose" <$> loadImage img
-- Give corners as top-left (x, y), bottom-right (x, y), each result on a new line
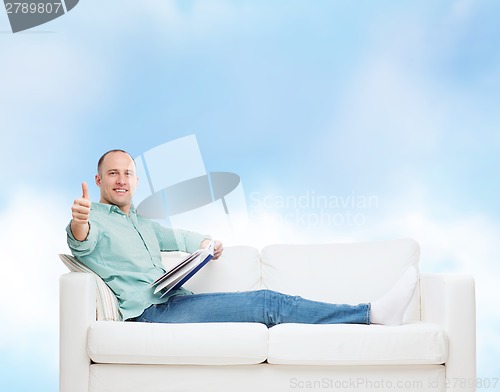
top-left (116, 173), bottom-right (127, 185)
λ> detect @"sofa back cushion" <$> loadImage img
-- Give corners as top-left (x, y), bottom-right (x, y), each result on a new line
top-left (162, 245), bottom-right (262, 294)
top-left (260, 238), bottom-right (420, 322)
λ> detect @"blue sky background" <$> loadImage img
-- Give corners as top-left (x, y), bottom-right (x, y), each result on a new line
top-left (1, 1), bottom-right (499, 390)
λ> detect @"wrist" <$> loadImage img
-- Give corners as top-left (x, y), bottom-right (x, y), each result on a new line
top-left (70, 220), bottom-right (90, 242)
top-left (200, 238), bottom-right (211, 248)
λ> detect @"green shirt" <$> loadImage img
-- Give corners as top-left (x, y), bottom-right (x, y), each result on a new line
top-left (66, 202), bottom-right (209, 320)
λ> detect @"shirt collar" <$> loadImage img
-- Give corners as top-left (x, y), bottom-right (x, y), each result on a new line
top-left (91, 202), bottom-right (136, 216)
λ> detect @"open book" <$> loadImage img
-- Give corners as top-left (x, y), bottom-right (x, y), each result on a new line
top-left (150, 241), bottom-right (215, 298)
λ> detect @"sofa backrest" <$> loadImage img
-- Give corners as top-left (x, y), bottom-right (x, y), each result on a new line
top-left (168, 238), bottom-right (421, 323)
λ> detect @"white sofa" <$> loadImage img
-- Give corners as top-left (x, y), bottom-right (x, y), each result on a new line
top-left (59, 238), bottom-right (476, 392)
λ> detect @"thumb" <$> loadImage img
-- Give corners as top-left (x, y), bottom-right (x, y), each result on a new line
top-left (82, 182), bottom-right (90, 200)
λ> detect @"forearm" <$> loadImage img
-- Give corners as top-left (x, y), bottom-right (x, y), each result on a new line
top-left (175, 229), bottom-right (211, 253)
top-left (155, 222), bottom-right (210, 253)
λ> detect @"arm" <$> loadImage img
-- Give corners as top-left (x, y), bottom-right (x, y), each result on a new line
top-left (420, 273), bottom-right (476, 391)
top-left (59, 272), bottom-right (95, 392)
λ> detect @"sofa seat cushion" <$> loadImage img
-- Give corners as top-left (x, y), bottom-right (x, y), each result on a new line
top-left (88, 321), bottom-right (269, 365)
top-left (268, 322), bottom-right (447, 365)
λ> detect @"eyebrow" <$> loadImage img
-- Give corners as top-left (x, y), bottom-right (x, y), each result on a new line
top-left (106, 169), bottom-right (135, 173)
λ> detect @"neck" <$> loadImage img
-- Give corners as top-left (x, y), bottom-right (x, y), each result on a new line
top-left (119, 205), bottom-right (131, 215)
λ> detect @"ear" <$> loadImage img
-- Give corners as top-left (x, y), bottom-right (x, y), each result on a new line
top-left (95, 174), bottom-right (101, 186)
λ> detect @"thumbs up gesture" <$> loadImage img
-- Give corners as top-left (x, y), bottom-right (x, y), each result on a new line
top-left (70, 182), bottom-right (91, 241)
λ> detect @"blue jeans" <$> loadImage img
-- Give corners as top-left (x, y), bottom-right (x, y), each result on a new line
top-left (129, 290), bottom-right (370, 327)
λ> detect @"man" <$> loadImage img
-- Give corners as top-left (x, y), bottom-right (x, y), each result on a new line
top-left (67, 149), bottom-right (417, 326)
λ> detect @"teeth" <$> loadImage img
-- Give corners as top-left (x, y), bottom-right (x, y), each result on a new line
top-left (115, 189), bottom-right (126, 193)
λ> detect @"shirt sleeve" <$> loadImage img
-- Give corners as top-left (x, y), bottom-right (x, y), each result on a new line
top-left (66, 220), bottom-right (100, 257)
top-left (150, 220), bottom-right (211, 253)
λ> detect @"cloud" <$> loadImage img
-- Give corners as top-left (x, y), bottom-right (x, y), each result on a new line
top-left (0, 38), bottom-right (110, 116)
top-left (0, 187), bottom-right (69, 368)
top-left (314, 0), bottom-right (500, 176)
top-left (321, 42), bottom-right (446, 173)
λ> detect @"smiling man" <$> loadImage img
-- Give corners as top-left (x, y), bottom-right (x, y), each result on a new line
top-left (67, 149), bottom-right (219, 320)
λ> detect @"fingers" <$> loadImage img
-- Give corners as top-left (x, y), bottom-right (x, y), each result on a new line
top-left (71, 200), bottom-right (91, 223)
top-left (82, 181), bottom-right (90, 200)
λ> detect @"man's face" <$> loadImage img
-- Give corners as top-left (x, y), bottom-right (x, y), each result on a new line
top-left (95, 151), bottom-right (138, 213)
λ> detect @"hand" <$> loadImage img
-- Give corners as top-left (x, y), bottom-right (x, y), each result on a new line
top-left (70, 182), bottom-right (91, 241)
top-left (201, 239), bottom-right (224, 260)
top-left (212, 240), bottom-right (224, 260)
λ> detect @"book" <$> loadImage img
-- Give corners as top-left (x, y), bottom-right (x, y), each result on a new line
top-left (150, 241), bottom-right (215, 298)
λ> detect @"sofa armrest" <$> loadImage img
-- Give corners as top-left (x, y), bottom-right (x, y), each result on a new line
top-left (60, 272), bottom-right (96, 392)
top-left (420, 273), bottom-right (476, 391)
